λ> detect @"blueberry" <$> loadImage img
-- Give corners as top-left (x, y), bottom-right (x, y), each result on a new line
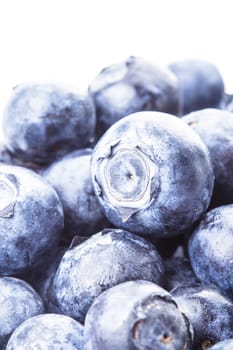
top-left (163, 257), bottom-right (200, 291)
top-left (5, 313), bottom-right (84, 350)
top-left (43, 148), bottom-right (110, 242)
top-left (188, 205), bottom-right (233, 295)
top-left (22, 244), bottom-right (68, 314)
top-left (0, 142), bottom-right (48, 175)
top-left (89, 55), bottom-right (180, 138)
top-left (2, 82), bottom-right (96, 165)
top-left (84, 280), bottom-right (193, 350)
top-left (0, 164), bottom-right (64, 275)
top-left (168, 59), bottom-right (224, 115)
top-left (91, 111), bottom-right (214, 238)
top-left (209, 339), bottom-right (233, 350)
top-left (219, 92), bottom-right (233, 110)
top-left (0, 277), bottom-right (44, 348)
top-left (51, 228), bottom-right (164, 323)
top-left (171, 284), bottom-right (233, 349)
top-left (182, 108), bottom-right (233, 208)
top-left (222, 92), bottom-right (233, 112)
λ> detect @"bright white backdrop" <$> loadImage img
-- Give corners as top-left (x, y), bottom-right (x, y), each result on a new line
top-left (0, 0), bottom-right (232, 140)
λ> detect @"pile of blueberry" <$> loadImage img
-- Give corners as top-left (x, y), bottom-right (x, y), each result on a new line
top-left (1, 56), bottom-right (233, 349)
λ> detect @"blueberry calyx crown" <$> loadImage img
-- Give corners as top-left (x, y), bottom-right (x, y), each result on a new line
top-left (95, 143), bottom-right (157, 222)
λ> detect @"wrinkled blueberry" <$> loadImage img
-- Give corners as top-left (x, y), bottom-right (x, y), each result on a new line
top-left (2, 82), bottom-right (96, 165)
top-left (52, 228), bottom-right (164, 323)
top-left (5, 313), bottom-right (84, 350)
top-left (43, 148), bottom-right (110, 242)
top-left (0, 277), bottom-right (44, 348)
top-left (171, 284), bottom-right (233, 349)
top-left (91, 111), bottom-right (214, 238)
top-left (168, 59), bottom-right (224, 115)
top-left (89, 55), bottom-right (180, 138)
top-left (84, 280), bottom-right (193, 350)
top-left (188, 205), bottom-right (233, 295)
top-left (0, 164), bottom-right (64, 275)
top-left (182, 108), bottom-right (233, 208)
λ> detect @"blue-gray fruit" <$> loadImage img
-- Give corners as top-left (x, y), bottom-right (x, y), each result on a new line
top-left (5, 313), bottom-right (84, 350)
top-left (182, 108), bottom-right (233, 208)
top-left (52, 228), bottom-right (164, 323)
top-left (0, 277), bottom-right (44, 348)
top-left (171, 284), bottom-right (233, 349)
top-left (91, 111), bottom-right (214, 238)
top-left (43, 148), bottom-right (110, 242)
top-left (169, 59), bottom-right (224, 115)
top-left (84, 280), bottom-right (193, 350)
top-left (2, 82), bottom-right (96, 164)
top-left (188, 205), bottom-right (233, 295)
top-left (0, 164), bottom-right (64, 275)
top-left (89, 55), bottom-right (180, 138)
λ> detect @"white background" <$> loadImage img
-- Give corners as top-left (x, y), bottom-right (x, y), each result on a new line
top-left (0, 0), bottom-right (232, 139)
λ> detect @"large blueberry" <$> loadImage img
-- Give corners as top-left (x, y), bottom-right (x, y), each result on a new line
top-left (182, 108), bottom-right (233, 208)
top-left (5, 313), bottom-right (84, 349)
top-left (2, 82), bottom-right (96, 165)
top-left (171, 284), bottom-right (233, 349)
top-left (89, 55), bottom-right (180, 138)
top-left (43, 148), bottom-right (110, 242)
top-left (168, 59), bottom-right (224, 115)
top-left (0, 277), bottom-right (44, 348)
top-left (0, 164), bottom-right (64, 275)
top-left (84, 280), bottom-right (193, 350)
top-left (188, 205), bottom-right (233, 295)
top-left (52, 228), bottom-right (164, 323)
top-left (91, 111), bottom-right (214, 238)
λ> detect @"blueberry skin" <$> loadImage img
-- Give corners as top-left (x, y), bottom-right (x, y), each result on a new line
top-left (84, 280), bottom-right (193, 350)
top-left (91, 111), bottom-right (214, 238)
top-left (188, 205), bottom-right (233, 295)
top-left (22, 244), bottom-right (67, 314)
top-left (163, 257), bottom-right (200, 291)
top-left (210, 339), bottom-right (233, 350)
top-left (52, 228), bottom-right (164, 323)
top-left (0, 142), bottom-right (47, 174)
top-left (43, 148), bottom-right (110, 242)
top-left (89, 55), bottom-right (180, 138)
top-left (0, 164), bottom-right (64, 275)
top-left (182, 108), bottom-right (233, 208)
top-left (171, 284), bottom-right (233, 349)
top-left (0, 277), bottom-right (44, 348)
top-left (169, 59), bottom-right (224, 115)
top-left (223, 93), bottom-right (233, 112)
top-left (5, 313), bottom-right (84, 350)
top-left (2, 82), bottom-right (96, 164)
